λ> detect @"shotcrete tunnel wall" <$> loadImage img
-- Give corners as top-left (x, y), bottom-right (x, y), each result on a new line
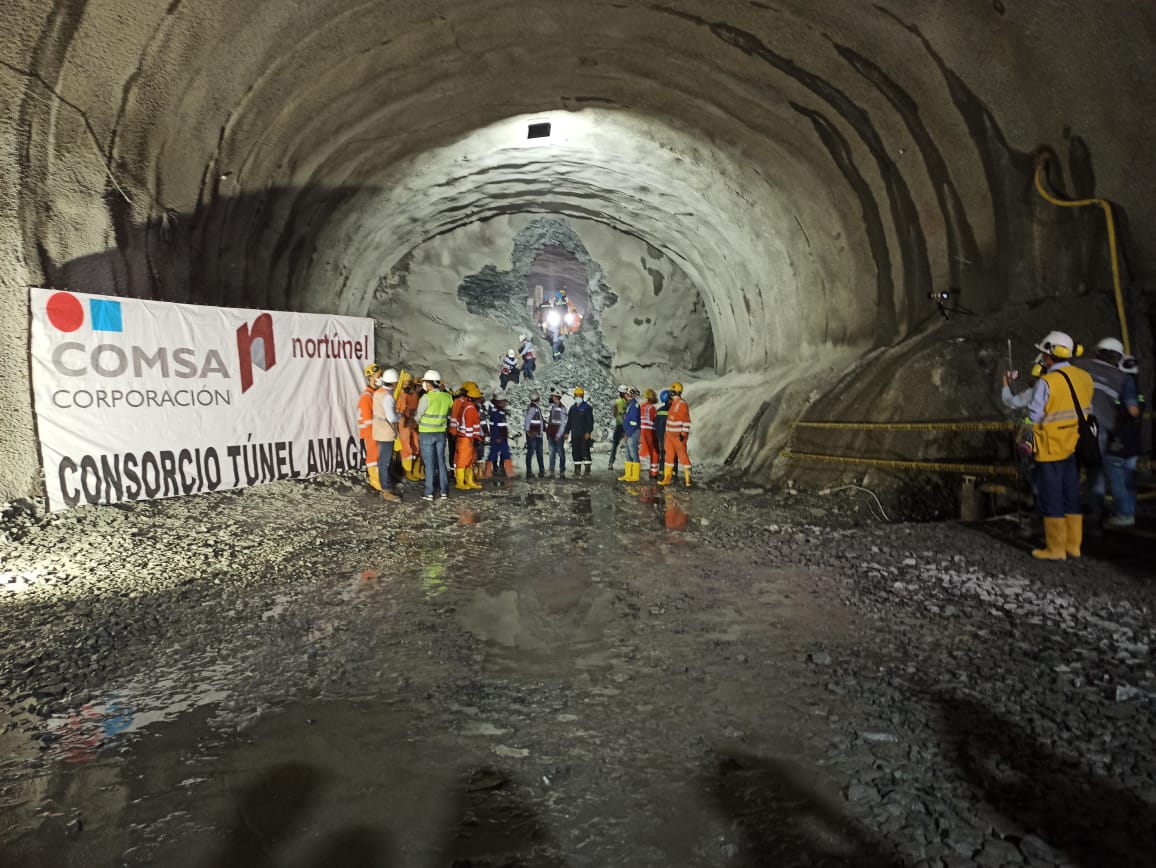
top-left (2, 1), bottom-right (1155, 500)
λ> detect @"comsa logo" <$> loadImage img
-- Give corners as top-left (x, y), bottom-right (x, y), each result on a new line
top-left (236, 313), bottom-right (276, 393)
top-left (46, 291), bottom-right (123, 333)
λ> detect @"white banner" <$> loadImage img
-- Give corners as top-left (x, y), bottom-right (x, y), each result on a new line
top-left (29, 288), bottom-right (375, 511)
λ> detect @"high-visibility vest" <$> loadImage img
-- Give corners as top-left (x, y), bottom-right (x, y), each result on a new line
top-left (1033, 366), bottom-right (1094, 462)
top-left (358, 386), bottom-right (375, 440)
top-left (418, 390), bottom-right (454, 433)
top-left (459, 403), bottom-right (481, 439)
top-left (666, 397), bottom-right (691, 437)
top-left (641, 402), bottom-right (656, 431)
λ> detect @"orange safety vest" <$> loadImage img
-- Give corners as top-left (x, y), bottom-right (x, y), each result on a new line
top-left (357, 386), bottom-right (375, 440)
top-left (666, 396), bottom-right (691, 437)
top-left (1034, 366), bottom-right (1094, 462)
top-left (640, 402), bottom-right (656, 431)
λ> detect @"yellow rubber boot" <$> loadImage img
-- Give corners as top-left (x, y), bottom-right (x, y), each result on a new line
top-left (618, 462), bottom-right (632, 482)
top-left (683, 468), bottom-right (692, 488)
top-left (658, 467), bottom-right (674, 486)
top-left (633, 462), bottom-right (643, 482)
top-left (367, 466), bottom-right (383, 491)
top-left (1032, 516), bottom-right (1068, 560)
top-left (466, 466), bottom-right (483, 490)
top-left (1064, 514), bottom-right (1083, 558)
top-left (455, 468), bottom-right (470, 490)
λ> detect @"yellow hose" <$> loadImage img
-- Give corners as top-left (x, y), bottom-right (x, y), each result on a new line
top-left (1033, 153), bottom-right (1130, 353)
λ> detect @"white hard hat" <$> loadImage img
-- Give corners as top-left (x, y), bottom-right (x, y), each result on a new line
top-left (1034, 331), bottom-right (1074, 360)
top-left (617, 384), bottom-right (628, 393)
top-left (494, 390), bottom-right (508, 401)
top-left (1096, 337), bottom-right (1125, 356)
top-left (530, 391), bottom-right (541, 401)
top-left (422, 369), bottom-right (441, 382)
top-left (381, 367), bottom-right (399, 384)
top-left (507, 348), bottom-right (516, 357)
top-left (518, 334), bottom-right (528, 342)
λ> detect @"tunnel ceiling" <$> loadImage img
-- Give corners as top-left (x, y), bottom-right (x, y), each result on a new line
top-left (6, 1), bottom-right (1156, 376)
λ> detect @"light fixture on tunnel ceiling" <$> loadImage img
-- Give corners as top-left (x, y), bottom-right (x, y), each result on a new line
top-left (527, 122), bottom-right (552, 139)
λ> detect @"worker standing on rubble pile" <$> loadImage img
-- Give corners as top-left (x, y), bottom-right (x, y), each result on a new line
top-left (1103, 355), bottom-right (1143, 529)
top-left (489, 391), bottom-right (516, 479)
top-left (1026, 331), bottom-right (1095, 560)
top-left (608, 385), bottom-right (629, 470)
top-left (396, 371), bottom-right (423, 481)
top-left (618, 388), bottom-right (642, 482)
top-left (454, 383), bottom-right (484, 490)
top-left (372, 368), bottom-right (402, 502)
top-left (566, 387), bottom-right (595, 476)
top-left (546, 389), bottom-right (568, 478)
top-left (359, 363), bottom-right (384, 491)
top-left (1074, 337), bottom-right (1130, 532)
top-left (499, 349), bottom-right (520, 389)
top-left (524, 391), bottom-right (546, 478)
top-left (519, 334), bottom-right (537, 381)
top-left (660, 382), bottom-right (692, 488)
top-left (416, 370), bottom-right (453, 501)
top-left (640, 389), bottom-right (659, 480)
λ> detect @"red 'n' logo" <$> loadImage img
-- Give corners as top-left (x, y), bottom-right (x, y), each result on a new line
top-left (236, 314), bottom-right (276, 393)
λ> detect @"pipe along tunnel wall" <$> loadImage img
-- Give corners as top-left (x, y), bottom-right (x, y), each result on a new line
top-left (2, 1), bottom-right (1155, 502)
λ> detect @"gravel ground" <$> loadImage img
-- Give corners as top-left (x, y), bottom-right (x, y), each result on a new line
top-left (0, 473), bottom-right (1154, 867)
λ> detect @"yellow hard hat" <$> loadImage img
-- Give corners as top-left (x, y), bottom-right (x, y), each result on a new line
top-left (573, 387), bottom-right (585, 398)
top-left (365, 363), bottom-right (383, 379)
top-left (460, 380), bottom-right (479, 393)
top-left (465, 384), bottom-right (483, 399)
top-left (644, 388), bottom-right (657, 400)
top-left (399, 370), bottom-right (414, 385)
top-left (670, 381), bottom-right (684, 394)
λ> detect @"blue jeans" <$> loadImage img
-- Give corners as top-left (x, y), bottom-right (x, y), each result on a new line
top-left (1036, 456), bottom-right (1080, 518)
top-left (525, 436), bottom-right (544, 474)
top-left (549, 438), bottom-right (566, 473)
top-left (420, 432), bottom-right (448, 496)
top-left (624, 430), bottom-right (640, 463)
top-left (376, 441), bottom-right (395, 488)
top-left (1105, 454), bottom-right (1138, 517)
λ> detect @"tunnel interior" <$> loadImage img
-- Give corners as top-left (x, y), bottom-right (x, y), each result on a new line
top-left (2, 1), bottom-right (1155, 497)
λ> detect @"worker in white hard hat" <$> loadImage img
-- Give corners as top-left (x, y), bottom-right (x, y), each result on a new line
top-left (524, 391), bottom-right (546, 478)
top-left (1025, 331), bottom-right (1095, 560)
top-left (1073, 337), bottom-right (1129, 530)
top-left (358, 363), bottom-right (384, 491)
top-left (372, 368), bottom-right (401, 501)
top-left (608, 385), bottom-right (629, 470)
top-left (1103, 355), bottom-right (1143, 528)
top-left (499, 349), bottom-right (520, 390)
top-left (416, 369), bottom-right (453, 500)
top-left (489, 390), bottom-right (515, 479)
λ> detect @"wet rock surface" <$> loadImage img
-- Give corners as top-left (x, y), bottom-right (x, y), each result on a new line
top-left (0, 475), bottom-right (1154, 867)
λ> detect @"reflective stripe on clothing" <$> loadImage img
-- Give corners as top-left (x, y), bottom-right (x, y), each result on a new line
top-left (640, 403), bottom-right (656, 431)
top-left (666, 397), bottom-right (691, 435)
top-left (418, 390), bottom-right (454, 433)
top-left (1032, 365), bottom-right (1094, 463)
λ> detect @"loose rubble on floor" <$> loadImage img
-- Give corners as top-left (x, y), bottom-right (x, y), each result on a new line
top-left (0, 472), bottom-right (1153, 867)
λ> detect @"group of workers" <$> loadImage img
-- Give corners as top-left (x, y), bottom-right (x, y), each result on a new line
top-left (357, 364), bottom-right (694, 503)
top-left (1000, 330), bottom-right (1145, 559)
top-left (536, 289), bottom-right (582, 360)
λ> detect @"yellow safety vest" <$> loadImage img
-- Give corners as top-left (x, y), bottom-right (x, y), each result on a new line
top-left (418, 390), bottom-right (453, 433)
top-left (1034, 367), bottom-right (1094, 463)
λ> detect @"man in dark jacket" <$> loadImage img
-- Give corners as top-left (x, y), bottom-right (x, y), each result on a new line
top-left (565, 387), bottom-right (595, 477)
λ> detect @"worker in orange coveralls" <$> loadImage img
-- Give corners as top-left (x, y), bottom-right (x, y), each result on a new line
top-left (358, 363), bottom-right (384, 491)
top-left (639, 388), bottom-right (660, 480)
top-left (454, 383), bottom-right (485, 490)
top-left (659, 381), bottom-right (692, 488)
top-left (395, 370), bottom-right (423, 480)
